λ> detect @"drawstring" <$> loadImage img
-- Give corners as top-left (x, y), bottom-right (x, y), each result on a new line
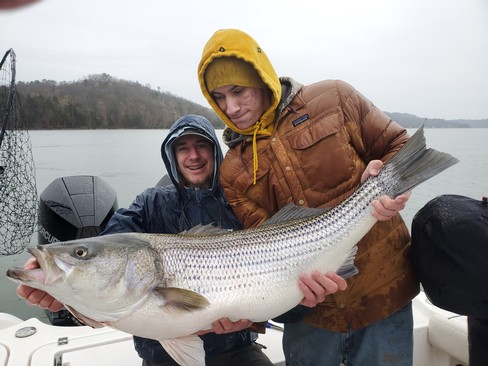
top-left (230, 111), bottom-right (275, 185)
top-left (249, 116), bottom-right (274, 185)
top-left (252, 125), bottom-right (260, 185)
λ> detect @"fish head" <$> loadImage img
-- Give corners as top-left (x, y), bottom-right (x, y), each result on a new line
top-left (7, 233), bottom-right (163, 321)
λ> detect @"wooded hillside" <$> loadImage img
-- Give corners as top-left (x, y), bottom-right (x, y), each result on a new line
top-left (16, 73), bottom-right (222, 129)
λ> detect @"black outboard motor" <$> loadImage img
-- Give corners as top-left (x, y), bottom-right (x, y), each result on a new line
top-left (38, 175), bottom-right (118, 326)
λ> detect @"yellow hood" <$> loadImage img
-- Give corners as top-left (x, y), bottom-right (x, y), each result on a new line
top-left (198, 29), bottom-right (282, 137)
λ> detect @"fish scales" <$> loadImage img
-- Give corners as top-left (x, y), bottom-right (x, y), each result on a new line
top-left (142, 177), bottom-right (382, 304)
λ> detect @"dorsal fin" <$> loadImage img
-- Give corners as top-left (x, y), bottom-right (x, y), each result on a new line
top-left (262, 202), bottom-right (329, 226)
top-left (181, 224), bottom-right (233, 235)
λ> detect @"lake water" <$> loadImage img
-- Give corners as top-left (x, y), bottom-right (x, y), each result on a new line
top-left (1, 128), bottom-right (487, 322)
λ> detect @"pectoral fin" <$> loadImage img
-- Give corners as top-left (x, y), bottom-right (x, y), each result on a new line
top-left (159, 335), bottom-right (205, 366)
top-left (155, 287), bottom-right (210, 312)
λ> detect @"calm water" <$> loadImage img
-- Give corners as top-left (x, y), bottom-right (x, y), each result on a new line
top-left (1, 128), bottom-right (487, 322)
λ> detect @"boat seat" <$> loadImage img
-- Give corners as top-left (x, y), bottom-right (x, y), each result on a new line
top-left (428, 314), bottom-right (469, 364)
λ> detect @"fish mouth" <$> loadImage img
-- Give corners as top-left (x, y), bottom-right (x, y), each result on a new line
top-left (6, 246), bottom-right (64, 285)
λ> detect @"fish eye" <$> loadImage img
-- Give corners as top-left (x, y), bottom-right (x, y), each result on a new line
top-left (74, 246), bottom-right (88, 258)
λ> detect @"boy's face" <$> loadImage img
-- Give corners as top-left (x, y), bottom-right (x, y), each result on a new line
top-left (211, 85), bottom-right (271, 130)
top-left (173, 134), bottom-right (214, 188)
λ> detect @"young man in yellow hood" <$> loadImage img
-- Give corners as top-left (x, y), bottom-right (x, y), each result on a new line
top-left (198, 29), bottom-right (418, 366)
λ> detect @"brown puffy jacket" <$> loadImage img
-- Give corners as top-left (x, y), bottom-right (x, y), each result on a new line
top-left (220, 77), bottom-right (420, 332)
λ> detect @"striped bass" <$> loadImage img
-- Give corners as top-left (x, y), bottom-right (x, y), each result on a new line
top-left (7, 126), bottom-right (458, 365)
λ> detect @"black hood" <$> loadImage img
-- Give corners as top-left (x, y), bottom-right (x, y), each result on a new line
top-left (161, 114), bottom-right (223, 191)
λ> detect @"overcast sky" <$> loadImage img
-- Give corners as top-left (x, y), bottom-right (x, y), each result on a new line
top-left (1, 0), bottom-right (487, 120)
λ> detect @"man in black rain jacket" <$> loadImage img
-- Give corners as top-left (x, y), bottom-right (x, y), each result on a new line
top-left (102, 114), bottom-right (273, 365)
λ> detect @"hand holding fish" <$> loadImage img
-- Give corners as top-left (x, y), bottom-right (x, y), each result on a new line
top-left (15, 257), bottom-right (64, 312)
top-left (361, 160), bottom-right (411, 221)
top-left (298, 271), bottom-right (347, 307)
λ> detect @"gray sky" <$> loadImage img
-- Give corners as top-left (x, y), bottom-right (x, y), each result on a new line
top-left (1, 0), bottom-right (487, 120)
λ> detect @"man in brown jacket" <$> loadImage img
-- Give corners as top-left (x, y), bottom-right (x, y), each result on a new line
top-left (198, 29), bottom-right (419, 366)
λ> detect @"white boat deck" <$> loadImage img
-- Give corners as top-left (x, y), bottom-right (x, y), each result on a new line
top-left (0, 292), bottom-right (468, 366)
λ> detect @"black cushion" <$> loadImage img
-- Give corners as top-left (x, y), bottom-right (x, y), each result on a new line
top-left (411, 194), bottom-right (488, 317)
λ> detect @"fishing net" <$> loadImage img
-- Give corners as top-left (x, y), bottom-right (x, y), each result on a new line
top-left (0, 48), bottom-right (37, 255)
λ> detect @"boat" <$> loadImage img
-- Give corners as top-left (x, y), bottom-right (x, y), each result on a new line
top-left (0, 175), bottom-right (470, 366)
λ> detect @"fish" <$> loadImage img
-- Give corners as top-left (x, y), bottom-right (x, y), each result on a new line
top-left (7, 125), bottom-right (458, 366)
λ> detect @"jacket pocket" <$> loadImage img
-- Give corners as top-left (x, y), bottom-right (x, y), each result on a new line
top-left (285, 111), bottom-right (355, 191)
top-left (287, 110), bottom-right (342, 149)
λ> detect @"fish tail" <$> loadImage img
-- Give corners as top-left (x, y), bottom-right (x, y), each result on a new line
top-left (381, 125), bottom-right (459, 197)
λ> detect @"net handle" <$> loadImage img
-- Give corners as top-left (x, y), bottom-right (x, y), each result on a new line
top-left (1, 48), bottom-right (16, 148)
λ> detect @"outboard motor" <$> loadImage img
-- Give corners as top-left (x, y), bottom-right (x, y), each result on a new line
top-left (38, 175), bottom-right (118, 325)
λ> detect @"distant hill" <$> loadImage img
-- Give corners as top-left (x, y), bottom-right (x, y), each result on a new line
top-left (14, 74), bottom-right (488, 129)
top-left (385, 112), bottom-right (488, 128)
top-left (16, 73), bottom-right (222, 129)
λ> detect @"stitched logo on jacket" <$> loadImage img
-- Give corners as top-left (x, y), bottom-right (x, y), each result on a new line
top-left (292, 114), bottom-right (309, 127)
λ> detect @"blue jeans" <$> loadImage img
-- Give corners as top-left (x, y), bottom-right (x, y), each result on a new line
top-left (282, 302), bottom-right (413, 366)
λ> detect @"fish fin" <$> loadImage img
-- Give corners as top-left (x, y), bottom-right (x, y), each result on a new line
top-left (65, 305), bottom-right (105, 328)
top-left (262, 203), bottom-right (330, 226)
top-left (159, 335), bottom-right (205, 366)
top-left (181, 204), bottom-right (330, 232)
top-left (336, 245), bottom-right (359, 279)
top-left (380, 124), bottom-right (459, 197)
top-left (155, 287), bottom-right (210, 312)
top-left (182, 224), bottom-right (233, 235)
